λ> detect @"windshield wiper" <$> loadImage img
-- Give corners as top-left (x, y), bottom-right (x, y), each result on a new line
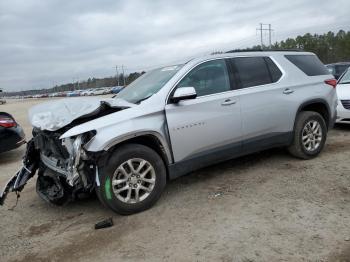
top-left (339, 81), bottom-right (350, 84)
top-left (135, 94), bottom-right (153, 104)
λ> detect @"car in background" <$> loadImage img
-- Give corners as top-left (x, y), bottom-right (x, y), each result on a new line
top-left (90, 88), bottom-right (106, 95)
top-left (111, 86), bottom-right (124, 94)
top-left (81, 89), bottom-right (93, 96)
top-left (0, 112), bottom-right (25, 153)
top-left (336, 68), bottom-right (350, 124)
top-left (66, 90), bottom-right (81, 97)
top-left (326, 62), bottom-right (350, 79)
top-left (101, 87), bottom-right (112, 94)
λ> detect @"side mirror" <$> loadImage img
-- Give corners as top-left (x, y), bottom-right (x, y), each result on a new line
top-left (170, 87), bottom-right (197, 103)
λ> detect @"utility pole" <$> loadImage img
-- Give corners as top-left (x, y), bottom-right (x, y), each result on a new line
top-left (115, 66), bottom-right (120, 86)
top-left (122, 65), bottom-right (126, 86)
top-left (259, 23), bottom-right (263, 49)
top-left (256, 23), bottom-right (273, 49)
top-left (268, 24), bottom-right (272, 48)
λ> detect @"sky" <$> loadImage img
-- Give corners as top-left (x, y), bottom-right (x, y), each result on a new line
top-left (0, 0), bottom-right (349, 91)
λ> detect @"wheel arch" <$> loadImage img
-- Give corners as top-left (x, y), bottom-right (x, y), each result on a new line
top-left (102, 132), bottom-right (173, 179)
top-left (295, 99), bottom-right (331, 129)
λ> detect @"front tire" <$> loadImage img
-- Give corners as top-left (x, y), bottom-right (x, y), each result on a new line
top-left (96, 144), bottom-right (167, 215)
top-left (288, 111), bottom-right (327, 159)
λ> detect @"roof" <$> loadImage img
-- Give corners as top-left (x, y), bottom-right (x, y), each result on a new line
top-left (226, 48), bottom-right (305, 53)
top-left (195, 50), bottom-right (314, 62)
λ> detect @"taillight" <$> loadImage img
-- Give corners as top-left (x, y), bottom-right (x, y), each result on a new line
top-left (324, 79), bottom-right (337, 88)
top-left (0, 117), bottom-right (16, 128)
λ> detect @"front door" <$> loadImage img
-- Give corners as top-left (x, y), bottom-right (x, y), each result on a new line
top-left (165, 59), bottom-right (243, 165)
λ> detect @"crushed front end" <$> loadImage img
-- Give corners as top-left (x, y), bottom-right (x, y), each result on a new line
top-left (0, 128), bottom-right (98, 206)
top-left (0, 97), bottom-right (132, 206)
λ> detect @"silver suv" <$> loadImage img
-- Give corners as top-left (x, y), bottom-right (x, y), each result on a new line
top-left (0, 51), bottom-right (338, 214)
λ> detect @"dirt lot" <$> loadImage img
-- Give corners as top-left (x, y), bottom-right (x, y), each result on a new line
top-left (0, 98), bottom-right (350, 262)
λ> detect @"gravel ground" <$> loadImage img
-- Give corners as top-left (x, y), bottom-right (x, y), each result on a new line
top-left (0, 98), bottom-right (350, 262)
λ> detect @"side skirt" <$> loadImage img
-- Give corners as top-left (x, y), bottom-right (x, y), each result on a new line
top-left (168, 132), bottom-right (293, 180)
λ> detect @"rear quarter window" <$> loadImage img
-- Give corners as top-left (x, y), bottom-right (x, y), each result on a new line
top-left (285, 55), bottom-right (329, 76)
top-left (265, 57), bottom-right (283, 82)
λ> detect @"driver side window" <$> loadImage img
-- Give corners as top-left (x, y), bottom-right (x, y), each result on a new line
top-left (177, 59), bottom-right (231, 97)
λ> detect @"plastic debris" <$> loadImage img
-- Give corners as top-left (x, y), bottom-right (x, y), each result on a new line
top-left (95, 217), bottom-right (113, 230)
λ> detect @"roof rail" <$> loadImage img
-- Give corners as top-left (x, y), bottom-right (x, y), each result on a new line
top-left (225, 48), bottom-right (305, 53)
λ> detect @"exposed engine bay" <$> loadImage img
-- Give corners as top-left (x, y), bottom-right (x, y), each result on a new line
top-left (0, 98), bottom-right (131, 205)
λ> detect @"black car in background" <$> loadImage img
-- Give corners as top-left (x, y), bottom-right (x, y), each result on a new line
top-left (0, 112), bottom-right (25, 153)
top-left (326, 62), bottom-right (350, 79)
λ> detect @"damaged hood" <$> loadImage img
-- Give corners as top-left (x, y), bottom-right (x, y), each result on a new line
top-left (29, 97), bottom-right (135, 131)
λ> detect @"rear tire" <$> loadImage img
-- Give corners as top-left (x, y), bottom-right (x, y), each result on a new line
top-left (96, 144), bottom-right (166, 215)
top-left (288, 111), bottom-right (327, 159)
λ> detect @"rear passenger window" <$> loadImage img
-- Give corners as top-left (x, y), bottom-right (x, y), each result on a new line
top-left (285, 55), bottom-right (329, 76)
top-left (232, 57), bottom-right (281, 88)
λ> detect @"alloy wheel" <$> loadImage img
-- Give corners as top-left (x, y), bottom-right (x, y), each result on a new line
top-left (301, 120), bottom-right (323, 152)
top-left (111, 158), bottom-right (156, 203)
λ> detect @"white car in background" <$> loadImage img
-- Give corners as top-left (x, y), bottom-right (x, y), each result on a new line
top-left (91, 88), bottom-right (106, 96)
top-left (81, 89), bottom-right (93, 96)
top-left (336, 68), bottom-right (350, 123)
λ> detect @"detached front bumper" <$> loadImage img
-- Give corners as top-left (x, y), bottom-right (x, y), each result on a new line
top-left (0, 163), bottom-right (37, 205)
top-left (0, 139), bottom-right (39, 205)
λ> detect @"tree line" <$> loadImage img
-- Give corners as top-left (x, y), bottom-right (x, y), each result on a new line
top-left (4, 71), bottom-right (145, 97)
top-left (227, 30), bottom-right (350, 64)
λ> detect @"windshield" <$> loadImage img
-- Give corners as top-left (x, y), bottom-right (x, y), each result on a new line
top-left (117, 65), bottom-right (182, 103)
top-left (339, 68), bottom-right (350, 84)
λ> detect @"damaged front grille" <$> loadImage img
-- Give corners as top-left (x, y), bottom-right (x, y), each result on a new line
top-left (33, 129), bottom-right (83, 186)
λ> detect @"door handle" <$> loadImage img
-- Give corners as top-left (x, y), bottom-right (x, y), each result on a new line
top-left (283, 88), bottom-right (294, 95)
top-left (221, 99), bottom-right (237, 106)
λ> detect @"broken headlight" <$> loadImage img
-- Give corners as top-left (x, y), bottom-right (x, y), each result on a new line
top-left (62, 131), bottom-right (96, 186)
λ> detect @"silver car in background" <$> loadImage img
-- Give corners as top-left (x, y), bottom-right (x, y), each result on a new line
top-left (0, 51), bottom-right (337, 215)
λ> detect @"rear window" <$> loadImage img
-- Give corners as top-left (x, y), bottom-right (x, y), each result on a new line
top-left (231, 57), bottom-right (282, 88)
top-left (335, 65), bottom-right (350, 75)
top-left (285, 55), bottom-right (328, 76)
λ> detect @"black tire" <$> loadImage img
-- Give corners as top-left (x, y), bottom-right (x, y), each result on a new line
top-left (95, 144), bottom-right (167, 215)
top-left (288, 111), bottom-right (327, 159)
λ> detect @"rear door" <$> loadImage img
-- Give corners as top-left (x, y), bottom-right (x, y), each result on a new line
top-left (228, 56), bottom-right (295, 152)
top-left (165, 59), bottom-right (243, 164)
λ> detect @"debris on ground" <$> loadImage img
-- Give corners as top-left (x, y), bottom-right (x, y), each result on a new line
top-left (208, 191), bottom-right (224, 199)
top-left (94, 217), bottom-right (113, 230)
